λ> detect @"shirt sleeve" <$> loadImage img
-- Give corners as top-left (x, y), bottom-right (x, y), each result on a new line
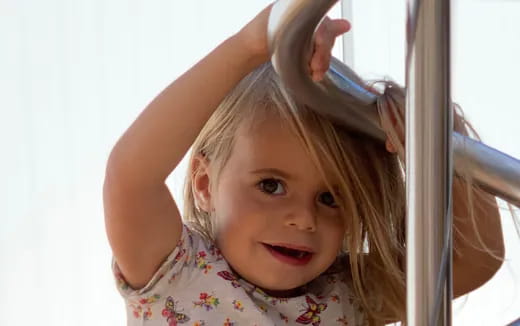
top-left (111, 224), bottom-right (201, 300)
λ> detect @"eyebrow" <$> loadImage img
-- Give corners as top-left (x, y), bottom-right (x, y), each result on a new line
top-left (249, 168), bottom-right (296, 180)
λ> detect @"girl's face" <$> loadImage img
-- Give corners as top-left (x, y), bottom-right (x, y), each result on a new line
top-left (195, 115), bottom-right (346, 296)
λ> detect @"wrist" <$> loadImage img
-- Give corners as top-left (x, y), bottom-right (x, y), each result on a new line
top-left (229, 32), bottom-right (270, 69)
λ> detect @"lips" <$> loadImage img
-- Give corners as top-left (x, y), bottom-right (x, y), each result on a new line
top-left (262, 243), bottom-right (314, 266)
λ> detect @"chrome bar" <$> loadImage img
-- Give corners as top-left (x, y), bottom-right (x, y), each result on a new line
top-left (406, 0), bottom-right (452, 324)
top-left (267, 0), bottom-right (385, 141)
top-left (267, 0), bottom-right (520, 208)
top-left (453, 133), bottom-right (520, 207)
top-left (340, 0), bottom-right (354, 67)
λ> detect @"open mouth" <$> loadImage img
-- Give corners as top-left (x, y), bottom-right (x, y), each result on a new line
top-left (262, 243), bottom-right (314, 266)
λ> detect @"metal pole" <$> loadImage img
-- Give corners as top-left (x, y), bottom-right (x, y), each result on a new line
top-left (406, 0), bottom-right (453, 325)
top-left (267, 0), bottom-right (520, 208)
top-left (340, 0), bottom-right (354, 68)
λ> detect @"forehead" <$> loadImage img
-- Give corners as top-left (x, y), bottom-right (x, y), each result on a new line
top-left (229, 115), bottom-right (320, 177)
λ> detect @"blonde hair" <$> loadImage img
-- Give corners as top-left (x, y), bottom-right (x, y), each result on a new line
top-left (181, 62), bottom-right (405, 324)
top-left (182, 62), bottom-right (505, 325)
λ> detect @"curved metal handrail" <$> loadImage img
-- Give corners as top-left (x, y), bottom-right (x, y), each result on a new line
top-left (267, 0), bottom-right (520, 207)
top-left (267, 0), bottom-right (384, 141)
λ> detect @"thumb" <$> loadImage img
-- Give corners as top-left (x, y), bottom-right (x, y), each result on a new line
top-left (326, 18), bottom-right (351, 36)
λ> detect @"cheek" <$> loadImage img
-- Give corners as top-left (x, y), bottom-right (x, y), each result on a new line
top-left (213, 182), bottom-right (268, 240)
top-left (320, 215), bottom-right (346, 248)
top-left (215, 179), bottom-right (282, 223)
top-left (213, 199), bottom-right (270, 270)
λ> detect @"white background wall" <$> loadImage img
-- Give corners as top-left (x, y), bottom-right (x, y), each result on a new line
top-left (0, 0), bottom-right (518, 325)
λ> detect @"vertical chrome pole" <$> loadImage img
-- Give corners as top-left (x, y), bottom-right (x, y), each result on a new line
top-left (406, 0), bottom-right (453, 325)
top-left (340, 0), bottom-right (354, 67)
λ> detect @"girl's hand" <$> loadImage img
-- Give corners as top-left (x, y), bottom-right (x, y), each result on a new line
top-left (236, 3), bottom-right (351, 78)
top-left (382, 98), bottom-right (468, 154)
top-left (310, 16), bottom-right (351, 82)
top-left (383, 102), bottom-right (405, 154)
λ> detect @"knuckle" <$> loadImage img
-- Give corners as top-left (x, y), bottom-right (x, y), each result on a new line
top-left (314, 34), bottom-right (326, 46)
top-left (310, 58), bottom-right (322, 71)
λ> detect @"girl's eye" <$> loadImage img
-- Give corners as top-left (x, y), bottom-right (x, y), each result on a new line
top-left (319, 191), bottom-right (338, 208)
top-left (258, 179), bottom-right (339, 208)
top-left (258, 178), bottom-right (285, 195)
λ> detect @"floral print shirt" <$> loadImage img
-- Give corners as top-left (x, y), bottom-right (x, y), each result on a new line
top-left (112, 225), bottom-right (366, 326)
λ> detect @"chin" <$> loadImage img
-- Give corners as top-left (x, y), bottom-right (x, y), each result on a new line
top-left (255, 282), bottom-right (307, 298)
top-left (251, 270), bottom-right (313, 291)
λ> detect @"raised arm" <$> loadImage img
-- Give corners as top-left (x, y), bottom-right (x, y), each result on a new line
top-left (103, 7), bottom-right (272, 290)
top-left (450, 114), bottom-right (505, 298)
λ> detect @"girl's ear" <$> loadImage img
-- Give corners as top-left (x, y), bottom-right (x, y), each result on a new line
top-left (191, 153), bottom-right (213, 213)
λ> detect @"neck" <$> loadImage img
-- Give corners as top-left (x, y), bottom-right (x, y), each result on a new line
top-left (260, 286), bottom-right (306, 298)
top-left (228, 265), bottom-right (307, 298)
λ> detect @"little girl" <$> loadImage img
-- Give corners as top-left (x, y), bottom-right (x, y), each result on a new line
top-left (104, 3), bottom-right (504, 325)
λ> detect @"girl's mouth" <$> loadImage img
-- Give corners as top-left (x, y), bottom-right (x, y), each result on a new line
top-left (262, 243), bottom-right (314, 266)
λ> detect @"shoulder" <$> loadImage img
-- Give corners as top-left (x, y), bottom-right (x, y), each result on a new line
top-left (112, 224), bottom-right (223, 297)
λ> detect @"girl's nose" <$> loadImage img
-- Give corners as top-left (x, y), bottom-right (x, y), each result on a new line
top-left (284, 205), bottom-right (317, 232)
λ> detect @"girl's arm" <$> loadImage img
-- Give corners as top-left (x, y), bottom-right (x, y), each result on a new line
top-left (103, 6), bottom-right (273, 290)
top-left (386, 106), bottom-right (505, 298)
top-left (383, 103), bottom-right (505, 322)
top-left (452, 173), bottom-right (504, 298)
top-left (428, 113), bottom-right (506, 298)
top-left (451, 113), bottom-right (505, 297)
